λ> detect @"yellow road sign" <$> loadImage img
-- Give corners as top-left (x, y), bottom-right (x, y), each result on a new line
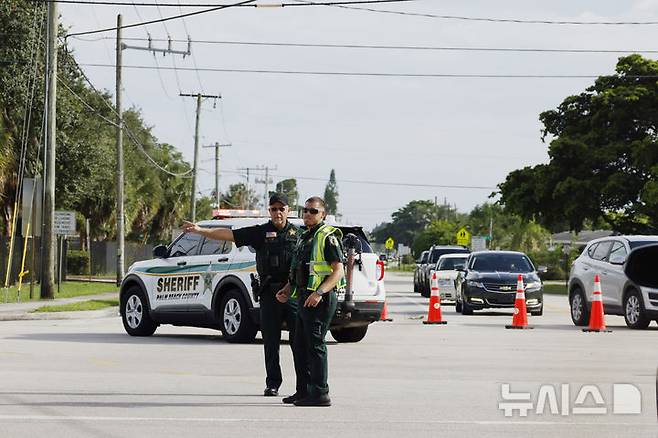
top-left (385, 237), bottom-right (395, 250)
top-left (456, 227), bottom-right (471, 246)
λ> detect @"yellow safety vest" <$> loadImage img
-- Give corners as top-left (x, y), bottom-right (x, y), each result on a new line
top-left (307, 224), bottom-right (347, 293)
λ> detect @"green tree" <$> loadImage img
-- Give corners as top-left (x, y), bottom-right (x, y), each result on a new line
top-left (274, 178), bottom-right (299, 209)
top-left (0, 1), bottom-right (47, 233)
top-left (411, 219), bottom-right (458, 255)
top-left (323, 169), bottom-right (338, 215)
top-left (221, 183), bottom-right (259, 210)
top-left (498, 55), bottom-right (658, 234)
top-left (371, 200), bottom-right (456, 248)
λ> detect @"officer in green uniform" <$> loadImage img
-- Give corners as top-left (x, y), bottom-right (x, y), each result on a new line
top-left (182, 194), bottom-right (304, 398)
top-left (276, 196), bottom-right (345, 407)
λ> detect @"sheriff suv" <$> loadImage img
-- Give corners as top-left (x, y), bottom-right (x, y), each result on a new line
top-left (119, 217), bottom-right (386, 343)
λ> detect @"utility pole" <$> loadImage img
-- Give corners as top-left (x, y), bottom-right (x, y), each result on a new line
top-left (202, 142), bottom-right (231, 208)
top-left (115, 14), bottom-right (125, 287)
top-left (41, 0), bottom-right (57, 299)
top-left (114, 18), bottom-right (191, 284)
top-left (255, 165), bottom-right (277, 212)
top-left (180, 92), bottom-right (221, 221)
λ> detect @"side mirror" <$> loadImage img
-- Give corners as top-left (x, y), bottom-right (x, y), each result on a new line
top-left (153, 244), bottom-right (168, 258)
top-left (537, 265), bottom-right (548, 274)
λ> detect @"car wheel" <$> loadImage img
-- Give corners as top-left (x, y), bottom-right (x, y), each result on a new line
top-left (623, 289), bottom-right (650, 330)
top-left (121, 286), bottom-right (157, 336)
top-left (461, 297), bottom-right (473, 315)
top-left (220, 289), bottom-right (258, 343)
top-left (420, 283), bottom-right (430, 298)
top-left (569, 287), bottom-right (589, 326)
top-left (331, 325), bottom-right (368, 343)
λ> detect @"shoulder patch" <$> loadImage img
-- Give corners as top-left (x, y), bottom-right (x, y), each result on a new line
top-left (328, 235), bottom-right (339, 247)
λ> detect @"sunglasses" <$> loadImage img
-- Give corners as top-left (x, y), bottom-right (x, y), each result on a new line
top-left (269, 207), bottom-right (287, 212)
top-left (302, 207), bottom-right (323, 215)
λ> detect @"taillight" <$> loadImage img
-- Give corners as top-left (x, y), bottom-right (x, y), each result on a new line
top-left (376, 260), bottom-right (385, 281)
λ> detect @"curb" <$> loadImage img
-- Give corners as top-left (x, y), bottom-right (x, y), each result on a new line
top-left (0, 307), bottom-right (119, 322)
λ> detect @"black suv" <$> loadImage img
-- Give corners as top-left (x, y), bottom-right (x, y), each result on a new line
top-left (413, 250), bottom-right (429, 293)
top-left (419, 245), bottom-right (470, 297)
top-left (455, 251), bottom-right (544, 315)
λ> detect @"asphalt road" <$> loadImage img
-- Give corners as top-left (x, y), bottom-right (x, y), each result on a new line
top-left (0, 273), bottom-right (656, 438)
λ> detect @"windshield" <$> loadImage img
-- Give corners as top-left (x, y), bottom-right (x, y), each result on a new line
top-left (471, 253), bottom-right (534, 273)
top-left (629, 240), bottom-right (658, 250)
top-left (430, 248), bottom-right (469, 263)
top-left (437, 257), bottom-right (467, 271)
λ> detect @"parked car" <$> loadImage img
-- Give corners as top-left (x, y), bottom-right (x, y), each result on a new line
top-left (413, 250), bottom-right (429, 293)
top-left (420, 245), bottom-right (470, 297)
top-left (428, 253), bottom-right (469, 302)
top-left (119, 217), bottom-right (385, 344)
top-left (455, 251), bottom-right (544, 315)
top-left (568, 235), bottom-right (658, 329)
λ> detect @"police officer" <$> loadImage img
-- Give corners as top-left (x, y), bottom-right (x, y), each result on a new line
top-left (276, 196), bottom-right (345, 407)
top-left (181, 193), bottom-right (304, 398)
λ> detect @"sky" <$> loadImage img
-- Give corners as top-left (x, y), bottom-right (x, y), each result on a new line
top-left (58, 0), bottom-right (658, 229)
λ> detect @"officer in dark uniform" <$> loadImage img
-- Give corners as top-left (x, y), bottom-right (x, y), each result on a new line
top-left (276, 196), bottom-right (345, 407)
top-left (182, 193), bottom-right (304, 398)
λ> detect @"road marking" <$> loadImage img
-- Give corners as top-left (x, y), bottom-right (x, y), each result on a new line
top-left (0, 415), bottom-right (653, 426)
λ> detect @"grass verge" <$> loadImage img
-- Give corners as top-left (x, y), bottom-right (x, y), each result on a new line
top-left (543, 283), bottom-right (568, 295)
top-left (32, 299), bottom-right (119, 313)
top-left (1, 281), bottom-right (117, 302)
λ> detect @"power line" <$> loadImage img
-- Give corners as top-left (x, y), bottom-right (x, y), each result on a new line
top-left (59, 45), bottom-right (195, 177)
top-left (77, 63), bottom-right (658, 79)
top-left (219, 169), bottom-right (497, 190)
top-left (65, 0), bottom-right (258, 39)
top-left (44, 0), bottom-right (415, 7)
top-left (59, 76), bottom-right (194, 177)
top-left (292, 0), bottom-right (658, 25)
top-left (42, 0), bottom-right (658, 26)
top-left (70, 36), bottom-right (658, 54)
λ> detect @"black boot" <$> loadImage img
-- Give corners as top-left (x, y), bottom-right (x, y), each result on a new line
top-left (282, 392), bottom-right (307, 404)
top-left (263, 387), bottom-right (279, 397)
top-left (293, 394), bottom-right (331, 407)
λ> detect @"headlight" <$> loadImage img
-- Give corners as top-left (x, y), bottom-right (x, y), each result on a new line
top-left (467, 280), bottom-right (485, 289)
top-left (525, 281), bottom-right (542, 291)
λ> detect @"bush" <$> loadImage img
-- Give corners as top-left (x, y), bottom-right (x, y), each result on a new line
top-left (67, 250), bottom-right (90, 275)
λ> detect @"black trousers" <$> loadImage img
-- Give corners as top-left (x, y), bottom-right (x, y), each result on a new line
top-left (294, 290), bottom-right (338, 398)
top-left (259, 285), bottom-right (306, 393)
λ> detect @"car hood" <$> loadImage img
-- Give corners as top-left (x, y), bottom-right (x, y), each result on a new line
top-left (624, 244), bottom-right (658, 288)
top-left (469, 272), bottom-right (539, 283)
top-left (127, 259), bottom-right (154, 272)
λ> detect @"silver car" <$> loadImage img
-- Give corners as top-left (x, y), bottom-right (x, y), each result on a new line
top-left (568, 235), bottom-right (658, 329)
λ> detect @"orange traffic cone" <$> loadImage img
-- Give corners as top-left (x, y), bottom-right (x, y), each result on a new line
top-left (583, 274), bottom-right (611, 333)
top-left (423, 272), bottom-right (447, 325)
top-left (380, 301), bottom-right (393, 322)
top-left (505, 274), bottom-right (533, 329)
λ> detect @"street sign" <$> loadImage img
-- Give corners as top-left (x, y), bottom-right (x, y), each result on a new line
top-left (54, 211), bottom-right (76, 236)
top-left (471, 236), bottom-right (487, 251)
top-left (456, 227), bottom-right (471, 246)
top-left (398, 244), bottom-right (411, 256)
top-left (385, 237), bottom-right (395, 250)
